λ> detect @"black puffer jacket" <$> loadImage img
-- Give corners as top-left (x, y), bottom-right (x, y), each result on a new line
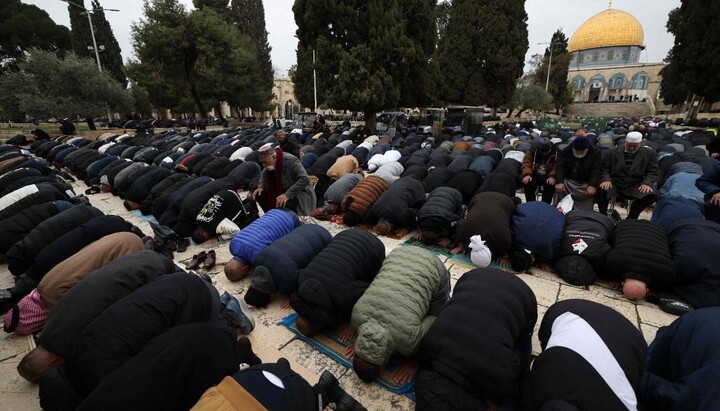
top-left (138, 173), bottom-right (191, 216)
top-left (0, 167), bottom-right (42, 194)
top-left (423, 167), bottom-right (455, 193)
top-left (455, 192), bottom-right (515, 254)
top-left (39, 251), bottom-right (175, 359)
top-left (668, 219), bottom-right (720, 308)
top-left (447, 170), bottom-right (484, 205)
top-left (5, 204), bottom-right (103, 276)
top-left (173, 175), bottom-right (243, 237)
top-left (416, 269), bottom-right (537, 410)
top-left (606, 219), bottom-right (675, 286)
top-left (364, 177), bottom-right (426, 229)
top-left (417, 187), bottom-right (463, 237)
top-left (289, 229), bottom-right (385, 327)
top-left (125, 166), bottom-right (172, 204)
top-left (0, 182), bottom-right (68, 221)
top-left (554, 210), bottom-right (614, 286)
top-left (0, 201), bottom-right (70, 255)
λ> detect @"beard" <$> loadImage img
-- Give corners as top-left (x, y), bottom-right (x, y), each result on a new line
top-left (573, 149), bottom-right (588, 159)
top-left (265, 166), bottom-right (275, 171)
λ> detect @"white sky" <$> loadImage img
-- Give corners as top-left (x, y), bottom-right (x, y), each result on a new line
top-left (26, 0), bottom-right (680, 76)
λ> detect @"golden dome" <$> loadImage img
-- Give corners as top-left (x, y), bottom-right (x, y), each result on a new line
top-left (567, 8), bottom-right (645, 53)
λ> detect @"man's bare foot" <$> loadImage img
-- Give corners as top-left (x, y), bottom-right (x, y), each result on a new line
top-left (450, 244), bottom-right (465, 255)
top-left (345, 343), bottom-right (356, 360)
top-left (438, 238), bottom-right (452, 246)
top-left (536, 262), bottom-right (554, 273)
top-left (395, 228), bottom-right (409, 238)
top-left (204, 237), bottom-right (219, 244)
top-left (280, 298), bottom-right (291, 309)
top-left (497, 257), bottom-right (511, 269)
top-left (412, 231), bottom-right (422, 240)
top-left (393, 358), bottom-right (419, 385)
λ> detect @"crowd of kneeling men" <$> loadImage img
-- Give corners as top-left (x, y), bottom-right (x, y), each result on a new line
top-left (0, 118), bottom-right (718, 410)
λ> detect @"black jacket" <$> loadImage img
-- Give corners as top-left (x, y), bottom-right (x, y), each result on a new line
top-left (364, 177), bottom-right (426, 229)
top-left (555, 145), bottom-right (602, 187)
top-left (5, 204), bottom-right (103, 276)
top-left (524, 299), bottom-right (646, 411)
top-left (39, 251), bottom-right (175, 358)
top-left (447, 170), bottom-right (484, 205)
top-left (0, 201), bottom-right (68, 254)
top-left (138, 173), bottom-right (191, 216)
top-left (125, 166), bottom-right (172, 204)
top-left (456, 192), bottom-right (515, 254)
top-left (75, 324), bottom-right (242, 411)
top-left (417, 269), bottom-right (537, 410)
top-left (290, 228), bottom-right (385, 327)
top-left (0, 182), bottom-right (69, 221)
top-left (417, 187), bottom-right (463, 237)
top-left (606, 219), bottom-right (675, 287)
top-left (66, 274), bottom-right (215, 396)
top-left (554, 209), bottom-right (614, 285)
top-left (668, 219), bottom-right (720, 308)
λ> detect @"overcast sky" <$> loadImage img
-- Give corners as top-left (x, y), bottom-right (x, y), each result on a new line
top-left (27, 0), bottom-right (679, 77)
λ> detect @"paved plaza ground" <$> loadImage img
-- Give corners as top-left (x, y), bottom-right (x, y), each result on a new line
top-left (0, 179), bottom-right (677, 410)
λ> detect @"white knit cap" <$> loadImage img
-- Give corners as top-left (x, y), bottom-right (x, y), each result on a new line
top-left (626, 131), bottom-right (643, 144)
top-left (470, 235), bottom-right (492, 268)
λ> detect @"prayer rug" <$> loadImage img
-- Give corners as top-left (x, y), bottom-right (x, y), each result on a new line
top-left (309, 209), bottom-right (409, 240)
top-left (278, 312), bottom-right (416, 401)
top-left (131, 210), bottom-right (158, 224)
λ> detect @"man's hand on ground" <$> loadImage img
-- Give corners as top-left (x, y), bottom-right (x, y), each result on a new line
top-left (393, 358), bottom-right (418, 385)
top-left (345, 343), bottom-right (356, 360)
top-left (249, 188), bottom-right (263, 200)
top-left (449, 244), bottom-right (465, 255)
top-left (438, 238), bottom-right (452, 246)
top-left (638, 184), bottom-right (653, 194)
top-left (280, 298), bottom-right (291, 309)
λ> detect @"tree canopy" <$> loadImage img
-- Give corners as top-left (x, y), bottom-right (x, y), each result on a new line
top-left (0, 48), bottom-right (132, 120)
top-left (129, 0), bottom-right (266, 116)
top-left (67, 0), bottom-right (126, 86)
top-left (434, 0), bottom-right (529, 108)
top-left (293, 0), bottom-right (438, 127)
top-left (232, 0), bottom-right (274, 110)
top-left (534, 30), bottom-right (572, 111)
top-left (661, 0), bottom-right (720, 108)
top-left (0, 0), bottom-right (71, 76)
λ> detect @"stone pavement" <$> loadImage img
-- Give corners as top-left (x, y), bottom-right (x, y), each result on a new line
top-left (0, 182), bottom-right (677, 411)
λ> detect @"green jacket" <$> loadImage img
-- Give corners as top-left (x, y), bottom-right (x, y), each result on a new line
top-left (351, 246), bottom-right (449, 365)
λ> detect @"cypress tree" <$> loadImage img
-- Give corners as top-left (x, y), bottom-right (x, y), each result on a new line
top-left (661, 1), bottom-right (720, 111)
top-left (67, 0), bottom-right (125, 86)
top-left (231, 0), bottom-right (273, 110)
top-left (435, 0), bottom-right (528, 108)
top-left (535, 30), bottom-right (572, 112)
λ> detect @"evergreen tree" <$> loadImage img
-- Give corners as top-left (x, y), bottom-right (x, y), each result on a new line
top-left (130, 0), bottom-right (261, 116)
top-left (293, 0), bottom-right (438, 127)
top-left (435, 0), bottom-right (528, 108)
top-left (231, 0), bottom-right (273, 110)
top-left (67, 0), bottom-right (125, 86)
top-left (0, 48), bottom-right (132, 120)
top-left (534, 30), bottom-right (572, 112)
top-left (661, 0), bottom-right (720, 110)
top-left (0, 0), bottom-right (71, 76)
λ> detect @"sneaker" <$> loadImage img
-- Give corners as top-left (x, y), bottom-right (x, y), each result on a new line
top-left (223, 291), bottom-right (255, 335)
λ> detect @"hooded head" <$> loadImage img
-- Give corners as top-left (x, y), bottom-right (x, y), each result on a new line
top-left (355, 321), bottom-right (391, 368)
top-left (510, 249), bottom-right (534, 272)
top-left (243, 266), bottom-right (276, 307)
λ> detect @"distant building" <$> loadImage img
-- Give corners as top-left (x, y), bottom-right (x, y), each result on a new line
top-left (271, 78), bottom-right (299, 118)
top-left (567, 5), bottom-right (665, 105)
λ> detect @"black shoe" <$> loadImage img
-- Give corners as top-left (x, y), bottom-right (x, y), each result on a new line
top-left (647, 292), bottom-right (694, 316)
top-left (316, 371), bottom-right (366, 411)
top-left (0, 289), bottom-right (19, 316)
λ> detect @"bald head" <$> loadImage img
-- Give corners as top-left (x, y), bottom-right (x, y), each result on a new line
top-left (18, 346), bottom-right (65, 383)
top-left (224, 259), bottom-right (250, 282)
top-left (623, 279), bottom-right (648, 301)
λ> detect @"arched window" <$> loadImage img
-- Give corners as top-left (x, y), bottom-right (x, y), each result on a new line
top-left (571, 75), bottom-right (585, 90)
top-left (589, 74), bottom-right (606, 89)
top-left (609, 73), bottom-right (627, 89)
top-left (631, 72), bottom-right (650, 90)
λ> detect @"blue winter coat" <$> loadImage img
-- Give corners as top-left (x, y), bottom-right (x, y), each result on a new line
top-left (642, 307), bottom-right (720, 411)
top-left (695, 162), bottom-right (720, 202)
top-left (252, 224), bottom-right (332, 295)
top-left (229, 209), bottom-right (299, 265)
top-left (511, 202), bottom-right (566, 262)
top-left (651, 197), bottom-right (705, 231)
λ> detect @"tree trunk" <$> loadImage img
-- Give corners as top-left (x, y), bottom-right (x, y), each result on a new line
top-left (86, 117), bottom-right (96, 131)
top-left (365, 111), bottom-right (377, 133)
top-left (516, 108), bottom-right (526, 118)
top-left (507, 109), bottom-right (515, 118)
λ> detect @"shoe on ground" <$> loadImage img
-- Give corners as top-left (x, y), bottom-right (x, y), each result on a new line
top-left (203, 250), bottom-right (216, 270)
top-left (223, 291), bottom-right (255, 335)
top-left (648, 292), bottom-right (694, 316)
top-left (185, 251), bottom-right (206, 270)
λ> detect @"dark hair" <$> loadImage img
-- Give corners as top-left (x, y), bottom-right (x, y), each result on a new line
top-left (191, 227), bottom-right (208, 244)
top-left (353, 356), bottom-right (382, 382)
top-left (421, 230), bottom-right (439, 245)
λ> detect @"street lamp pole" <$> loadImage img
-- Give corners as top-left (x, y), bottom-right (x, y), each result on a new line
top-left (62, 0), bottom-right (119, 123)
top-left (538, 41), bottom-right (564, 92)
top-left (312, 49), bottom-right (318, 113)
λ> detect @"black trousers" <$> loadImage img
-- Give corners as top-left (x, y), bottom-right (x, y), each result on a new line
top-left (523, 176), bottom-right (555, 204)
top-left (596, 188), bottom-right (656, 219)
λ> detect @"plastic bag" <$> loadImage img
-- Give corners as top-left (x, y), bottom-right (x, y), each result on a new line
top-left (556, 195), bottom-right (574, 214)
